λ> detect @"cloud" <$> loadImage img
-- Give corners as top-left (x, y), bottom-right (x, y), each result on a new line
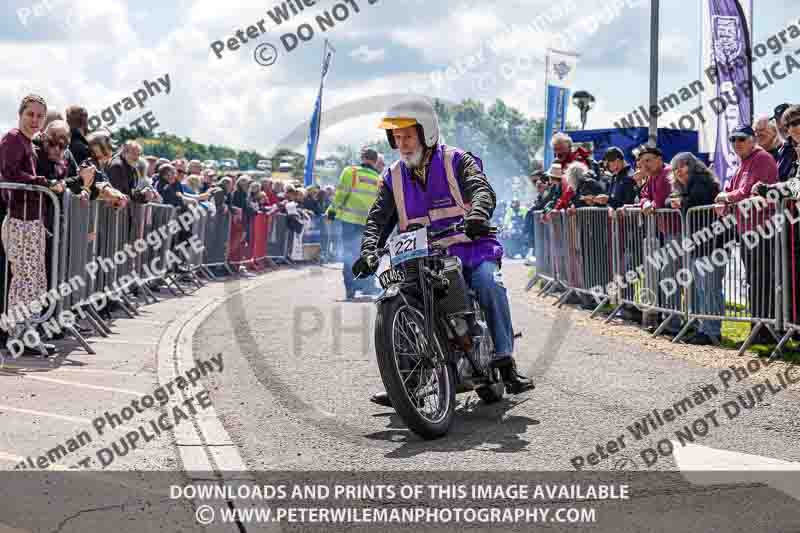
top-left (350, 45), bottom-right (385, 64)
top-left (1, 0), bottom-right (795, 163)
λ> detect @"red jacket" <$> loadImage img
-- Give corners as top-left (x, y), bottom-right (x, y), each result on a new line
top-left (723, 146), bottom-right (778, 233)
top-left (551, 147), bottom-right (593, 211)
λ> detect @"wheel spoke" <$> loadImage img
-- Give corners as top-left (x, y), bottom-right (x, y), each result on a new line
top-left (402, 359), bottom-right (423, 386)
top-left (390, 305), bottom-right (449, 424)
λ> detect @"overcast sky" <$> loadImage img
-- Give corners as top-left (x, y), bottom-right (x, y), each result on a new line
top-left (1, 0), bottom-right (797, 157)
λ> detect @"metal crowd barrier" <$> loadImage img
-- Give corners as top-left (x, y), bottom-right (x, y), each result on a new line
top-left (606, 207), bottom-right (649, 322)
top-left (775, 198), bottom-right (798, 356)
top-left (534, 211), bottom-right (552, 280)
top-left (537, 200), bottom-right (785, 357)
top-left (552, 208), bottom-right (616, 316)
top-left (0, 183), bottom-right (62, 355)
top-left (542, 212), bottom-right (569, 297)
top-left (202, 207), bottom-right (231, 273)
top-left (0, 184), bottom-right (321, 359)
top-left (266, 213), bottom-right (292, 264)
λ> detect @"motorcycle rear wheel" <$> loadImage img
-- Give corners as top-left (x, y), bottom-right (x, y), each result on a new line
top-left (375, 296), bottom-right (455, 439)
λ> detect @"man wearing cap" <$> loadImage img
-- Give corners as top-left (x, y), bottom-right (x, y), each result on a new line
top-left (633, 146), bottom-right (671, 212)
top-left (715, 125), bottom-right (778, 340)
top-left (352, 96), bottom-right (534, 405)
top-left (327, 146), bottom-right (381, 299)
top-left (630, 145), bottom-right (686, 334)
top-left (772, 104), bottom-right (797, 181)
top-left (530, 171), bottom-right (549, 211)
top-left (540, 164), bottom-right (563, 213)
top-left (594, 147), bottom-right (636, 209)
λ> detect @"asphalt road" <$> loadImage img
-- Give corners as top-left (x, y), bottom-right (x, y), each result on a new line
top-left (192, 260), bottom-right (800, 532)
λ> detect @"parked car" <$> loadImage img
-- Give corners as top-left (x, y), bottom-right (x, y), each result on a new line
top-left (256, 159), bottom-right (273, 171)
top-left (220, 159), bottom-right (239, 170)
top-left (203, 160), bottom-right (219, 169)
top-left (278, 159), bottom-right (293, 172)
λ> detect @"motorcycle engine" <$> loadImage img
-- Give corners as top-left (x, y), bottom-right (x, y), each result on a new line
top-left (438, 257), bottom-right (471, 316)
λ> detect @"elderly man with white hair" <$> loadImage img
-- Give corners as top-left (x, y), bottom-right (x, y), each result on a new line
top-left (754, 115), bottom-right (782, 159)
top-left (551, 132), bottom-right (594, 170)
top-left (754, 114), bottom-right (797, 180)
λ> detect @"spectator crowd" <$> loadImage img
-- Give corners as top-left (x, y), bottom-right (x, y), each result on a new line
top-left (0, 93), bottom-right (338, 356)
top-left (4, 90), bottom-right (799, 355)
top-left (524, 103), bottom-right (800, 347)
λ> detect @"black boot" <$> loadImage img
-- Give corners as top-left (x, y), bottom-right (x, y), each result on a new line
top-left (492, 357), bottom-right (535, 394)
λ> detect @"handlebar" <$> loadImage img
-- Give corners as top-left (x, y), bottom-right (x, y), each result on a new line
top-left (375, 221), bottom-right (497, 259)
top-left (427, 221), bottom-right (498, 240)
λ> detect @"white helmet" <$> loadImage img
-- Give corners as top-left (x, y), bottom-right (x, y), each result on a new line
top-left (377, 96), bottom-right (440, 149)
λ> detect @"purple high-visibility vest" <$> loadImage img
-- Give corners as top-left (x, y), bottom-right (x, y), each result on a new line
top-left (384, 144), bottom-right (503, 269)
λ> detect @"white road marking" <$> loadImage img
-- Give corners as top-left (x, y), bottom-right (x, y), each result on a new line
top-left (0, 405), bottom-right (90, 424)
top-left (22, 375), bottom-right (143, 396)
top-left (89, 339), bottom-right (159, 346)
top-left (674, 442), bottom-right (800, 501)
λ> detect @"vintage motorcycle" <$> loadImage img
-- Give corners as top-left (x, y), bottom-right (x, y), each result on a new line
top-left (367, 221), bottom-right (506, 439)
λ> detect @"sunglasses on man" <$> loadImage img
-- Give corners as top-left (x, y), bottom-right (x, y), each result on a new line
top-left (728, 136), bottom-right (749, 144)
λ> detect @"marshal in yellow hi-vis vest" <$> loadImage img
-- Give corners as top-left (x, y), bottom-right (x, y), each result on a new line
top-left (328, 165), bottom-right (381, 226)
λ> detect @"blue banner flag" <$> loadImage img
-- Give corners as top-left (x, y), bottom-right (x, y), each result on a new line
top-left (304, 40), bottom-right (335, 187)
top-left (543, 49), bottom-right (579, 169)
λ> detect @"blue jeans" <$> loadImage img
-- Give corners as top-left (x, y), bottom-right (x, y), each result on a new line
top-left (692, 260), bottom-right (723, 338)
top-left (341, 221), bottom-right (375, 296)
top-left (656, 235), bottom-right (683, 333)
top-left (462, 260), bottom-right (514, 358)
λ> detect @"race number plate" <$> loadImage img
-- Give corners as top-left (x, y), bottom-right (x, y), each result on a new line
top-left (388, 228), bottom-right (428, 266)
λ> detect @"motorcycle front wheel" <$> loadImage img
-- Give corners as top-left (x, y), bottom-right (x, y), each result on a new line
top-left (374, 296), bottom-right (455, 439)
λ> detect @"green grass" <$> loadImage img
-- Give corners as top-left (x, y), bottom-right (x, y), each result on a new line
top-left (532, 285), bottom-right (800, 361)
top-left (720, 321), bottom-right (800, 361)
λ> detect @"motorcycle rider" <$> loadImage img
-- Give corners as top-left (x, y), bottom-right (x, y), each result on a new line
top-left (351, 97), bottom-right (534, 407)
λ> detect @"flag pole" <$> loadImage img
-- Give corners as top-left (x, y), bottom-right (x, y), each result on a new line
top-left (303, 39), bottom-right (335, 187)
top-left (543, 50), bottom-right (550, 168)
top-left (648, 0), bottom-right (660, 147)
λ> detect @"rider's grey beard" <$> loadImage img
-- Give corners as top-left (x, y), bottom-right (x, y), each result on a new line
top-left (401, 145), bottom-right (424, 168)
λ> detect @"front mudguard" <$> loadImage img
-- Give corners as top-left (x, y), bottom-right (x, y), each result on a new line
top-left (373, 283), bottom-right (406, 305)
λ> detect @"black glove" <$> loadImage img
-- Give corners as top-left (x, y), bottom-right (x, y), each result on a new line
top-left (754, 182), bottom-right (770, 198)
top-left (326, 209), bottom-right (336, 221)
top-left (352, 254), bottom-right (379, 278)
top-left (464, 218), bottom-right (489, 240)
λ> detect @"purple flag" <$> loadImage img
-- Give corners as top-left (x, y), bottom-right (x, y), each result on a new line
top-left (707, 0), bottom-right (753, 188)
